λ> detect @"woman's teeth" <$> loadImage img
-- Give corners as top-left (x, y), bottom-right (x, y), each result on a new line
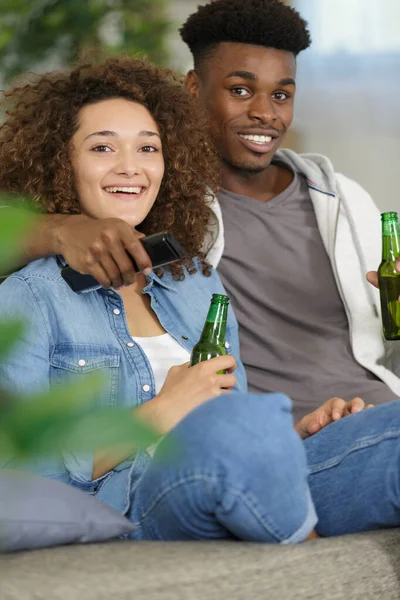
top-left (238, 134), bottom-right (273, 144)
top-left (105, 186), bottom-right (142, 194)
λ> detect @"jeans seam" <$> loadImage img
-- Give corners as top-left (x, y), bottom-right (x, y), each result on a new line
top-left (136, 474), bottom-right (300, 542)
top-left (222, 486), bottom-right (285, 542)
top-left (307, 429), bottom-right (400, 474)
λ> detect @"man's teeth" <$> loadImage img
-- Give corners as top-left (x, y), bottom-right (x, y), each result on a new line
top-left (105, 187), bottom-right (142, 194)
top-left (239, 134), bottom-right (273, 144)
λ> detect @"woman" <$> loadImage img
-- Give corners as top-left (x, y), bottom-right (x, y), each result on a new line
top-left (2, 57), bottom-right (396, 543)
top-left (0, 56), bottom-right (317, 542)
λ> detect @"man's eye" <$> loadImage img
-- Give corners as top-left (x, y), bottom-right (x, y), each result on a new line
top-left (231, 87), bottom-right (250, 97)
top-left (91, 145), bottom-right (112, 152)
top-left (273, 92), bottom-right (290, 101)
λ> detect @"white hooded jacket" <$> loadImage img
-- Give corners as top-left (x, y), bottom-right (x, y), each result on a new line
top-left (204, 148), bottom-right (400, 396)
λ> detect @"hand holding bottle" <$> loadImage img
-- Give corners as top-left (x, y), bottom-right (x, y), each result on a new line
top-left (367, 258), bottom-right (400, 292)
top-left (148, 356), bottom-right (237, 434)
top-left (367, 212), bottom-right (400, 339)
top-left (190, 293), bottom-right (230, 371)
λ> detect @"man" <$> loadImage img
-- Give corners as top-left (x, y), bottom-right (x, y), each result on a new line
top-left (2, 0), bottom-right (399, 422)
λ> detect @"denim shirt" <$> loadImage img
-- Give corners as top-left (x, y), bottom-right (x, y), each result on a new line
top-left (0, 256), bottom-right (247, 514)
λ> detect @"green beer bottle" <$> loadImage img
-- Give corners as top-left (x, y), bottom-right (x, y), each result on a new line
top-left (378, 211), bottom-right (400, 340)
top-left (190, 294), bottom-right (229, 371)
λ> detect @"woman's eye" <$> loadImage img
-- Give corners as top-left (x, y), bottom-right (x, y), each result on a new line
top-left (140, 145), bottom-right (158, 153)
top-left (231, 87), bottom-right (250, 97)
top-left (91, 145), bottom-right (112, 152)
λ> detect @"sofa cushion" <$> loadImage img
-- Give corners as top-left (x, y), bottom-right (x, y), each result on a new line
top-left (0, 529), bottom-right (399, 599)
top-left (0, 470), bottom-right (135, 552)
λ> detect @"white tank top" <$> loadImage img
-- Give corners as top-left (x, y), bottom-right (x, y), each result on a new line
top-left (131, 332), bottom-right (191, 394)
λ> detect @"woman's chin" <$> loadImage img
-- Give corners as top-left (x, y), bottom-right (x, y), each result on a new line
top-left (99, 212), bottom-right (143, 229)
top-left (121, 216), bottom-right (144, 229)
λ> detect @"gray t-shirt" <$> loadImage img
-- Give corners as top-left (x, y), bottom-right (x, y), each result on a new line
top-left (217, 166), bottom-right (396, 422)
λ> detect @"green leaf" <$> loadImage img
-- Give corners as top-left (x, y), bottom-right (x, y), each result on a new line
top-left (0, 374), bottom-right (103, 456)
top-left (0, 373), bottom-right (160, 459)
top-left (60, 409), bottom-right (159, 454)
top-left (0, 0), bottom-right (170, 82)
top-left (0, 201), bottom-right (38, 270)
top-left (0, 319), bottom-right (25, 359)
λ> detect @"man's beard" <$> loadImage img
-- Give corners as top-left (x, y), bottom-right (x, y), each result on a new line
top-left (222, 154), bottom-right (271, 175)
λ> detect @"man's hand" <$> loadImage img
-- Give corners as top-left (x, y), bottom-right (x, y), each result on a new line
top-left (52, 215), bottom-right (152, 289)
top-left (367, 258), bottom-right (400, 290)
top-left (366, 271), bottom-right (379, 288)
top-left (294, 397), bottom-right (374, 440)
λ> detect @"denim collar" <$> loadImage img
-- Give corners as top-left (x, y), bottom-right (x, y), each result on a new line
top-left (56, 255), bottom-right (174, 293)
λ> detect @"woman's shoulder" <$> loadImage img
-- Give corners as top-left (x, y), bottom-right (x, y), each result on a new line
top-left (4, 257), bottom-right (64, 285)
top-left (0, 257), bottom-right (67, 306)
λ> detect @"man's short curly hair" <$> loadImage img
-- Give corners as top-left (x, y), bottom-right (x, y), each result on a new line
top-left (0, 56), bottom-right (220, 278)
top-left (180, 0), bottom-right (311, 69)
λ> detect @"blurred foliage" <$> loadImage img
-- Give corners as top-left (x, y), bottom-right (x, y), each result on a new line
top-left (0, 0), bottom-right (171, 83)
top-left (0, 201), bottom-right (159, 461)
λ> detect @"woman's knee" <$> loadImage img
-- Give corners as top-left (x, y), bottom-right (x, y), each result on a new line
top-left (159, 392), bottom-right (307, 497)
top-left (140, 392), bottom-right (316, 542)
top-left (175, 391), bottom-right (294, 449)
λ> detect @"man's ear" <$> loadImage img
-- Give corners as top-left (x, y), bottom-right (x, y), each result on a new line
top-left (184, 70), bottom-right (202, 99)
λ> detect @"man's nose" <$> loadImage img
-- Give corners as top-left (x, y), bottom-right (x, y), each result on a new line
top-left (248, 94), bottom-right (277, 124)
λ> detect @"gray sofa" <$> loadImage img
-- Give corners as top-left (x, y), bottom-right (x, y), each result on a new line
top-left (1, 529), bottom-right (399, 600)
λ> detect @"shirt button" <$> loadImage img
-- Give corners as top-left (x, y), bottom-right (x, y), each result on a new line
top-left (108, 290), bottom-right (114, 296)
top-left (142, 384), bottom-right (150, 392)
top-left (182, 335), bottom-right (189, 341)
top-left (78, 359), bottom-right (86, 367)
top-left (113, 308), bottom-right (121, 315)
top-left (225, 342), bottom-right (230, 349)
top-left (127, 342), bottom-right (135, 348)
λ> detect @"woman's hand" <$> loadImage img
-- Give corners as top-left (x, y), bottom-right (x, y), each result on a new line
top-left (144, 356), bottom-right (237, 434)
top-left (93, 356), bottom-right (237, 478)
top-left (294, 397), bottom-right (374, 440)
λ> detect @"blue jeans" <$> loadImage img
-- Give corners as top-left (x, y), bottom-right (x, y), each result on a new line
top-left (305, 399), bottom-right (400, 536)
top-left (126, 394), bottom-right (400, 542)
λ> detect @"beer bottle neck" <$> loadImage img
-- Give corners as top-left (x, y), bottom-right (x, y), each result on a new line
top-left (199, 302), bottom-right (228, 345)
top-left (382, 220), bottom-right (400, 261)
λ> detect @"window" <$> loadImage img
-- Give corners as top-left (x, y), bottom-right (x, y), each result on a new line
top-left (295, 0), bottom-right (400, 55)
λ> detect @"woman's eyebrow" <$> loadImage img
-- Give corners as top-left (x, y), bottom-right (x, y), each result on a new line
top-left (84, 130), bottom-right (160, 141)
top-left (84, 130), bottom-right (116, 141)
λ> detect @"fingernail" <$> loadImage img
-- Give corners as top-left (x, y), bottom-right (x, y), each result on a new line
top-left (143, 267), bottom-right (152, 276)
top-left (332, 411), bottom-right (341, 420)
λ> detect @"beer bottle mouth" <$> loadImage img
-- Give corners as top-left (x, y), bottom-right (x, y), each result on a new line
top-left (381, 211), bottom-right (398, 222)
top-left (211, 293), bottom-right (230, 304)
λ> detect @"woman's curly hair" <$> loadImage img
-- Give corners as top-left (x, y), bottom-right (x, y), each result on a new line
top-left (0, 56), bottom-right (220, 278)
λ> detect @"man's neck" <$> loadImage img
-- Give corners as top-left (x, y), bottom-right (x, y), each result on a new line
top-left (221, 162), bottom-right (294, 203)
